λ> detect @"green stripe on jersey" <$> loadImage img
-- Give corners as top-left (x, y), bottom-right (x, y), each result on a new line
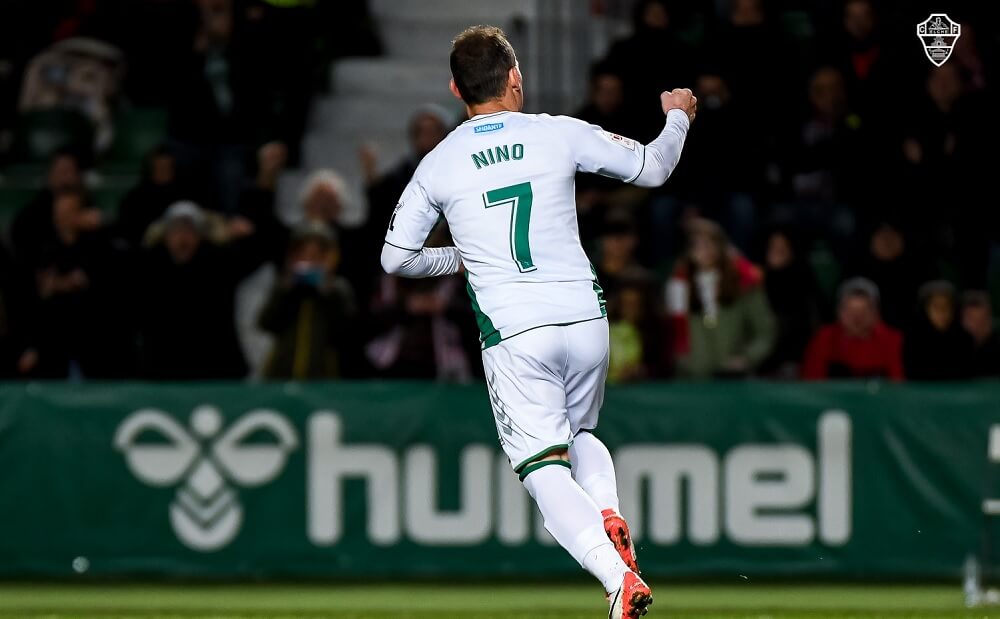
top-left (464, 274), bottom-right (502, 348)
top-left (590, 263), bottom-right (607, 317)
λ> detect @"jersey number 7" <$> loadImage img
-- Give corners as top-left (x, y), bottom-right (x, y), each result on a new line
top-left (483, 182), bottom-right (535, 273)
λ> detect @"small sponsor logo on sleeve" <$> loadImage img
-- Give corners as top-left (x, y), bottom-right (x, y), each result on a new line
top-left (474, 122), bottom-right (505, 134)
top-left (602, 131), bottom-right (636, 150)
top-left (389, 201), bottom-right (402, 230)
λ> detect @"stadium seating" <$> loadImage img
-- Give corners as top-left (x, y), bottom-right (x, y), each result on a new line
top-left (100, 107), bottom-right (168, 175)
top-left (8, 108), bottom-right (94, 165)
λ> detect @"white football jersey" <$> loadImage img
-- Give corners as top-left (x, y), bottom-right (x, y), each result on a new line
top-left (384, 110), bottom-right (647, 348)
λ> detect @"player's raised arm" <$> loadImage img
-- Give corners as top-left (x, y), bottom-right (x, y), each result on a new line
top-left (632, 88), bottom-right (697, 187)
top-left (569, 87), bottom-right (696, 188)
top-left (380, 171), bottom-right (463, 278)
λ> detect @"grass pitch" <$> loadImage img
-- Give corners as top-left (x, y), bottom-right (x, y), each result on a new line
top-left (0, 583), bottom-right (996, 618)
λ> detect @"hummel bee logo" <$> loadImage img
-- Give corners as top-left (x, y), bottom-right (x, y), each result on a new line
top-left (115, 406), bottom-right (298, 551)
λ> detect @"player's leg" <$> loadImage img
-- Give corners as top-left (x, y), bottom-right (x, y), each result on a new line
top-left (481, 327), bottom-right (641, 607)
top-left (564, 319), bottom-right (640, 573)
top-left (521, 453), bottom-right (652, 618)
top-left (573, 432), bottom-right (639, 572)
top-left (520, 454), bottom-right (631, 593)
top-left (571, 431), bottom-right (620, 513)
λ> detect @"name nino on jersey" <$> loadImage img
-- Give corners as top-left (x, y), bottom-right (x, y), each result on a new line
top-left (471, 143), bottom-right (524, 170)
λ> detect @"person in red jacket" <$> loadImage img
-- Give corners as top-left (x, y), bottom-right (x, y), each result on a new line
top-left (802, 277), bottom-right (904, 380)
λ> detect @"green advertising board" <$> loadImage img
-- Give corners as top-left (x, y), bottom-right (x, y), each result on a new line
top-left (0, 381), bottom-right (998, 579)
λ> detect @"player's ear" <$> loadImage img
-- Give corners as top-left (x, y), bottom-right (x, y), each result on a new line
top-left (449, 78), bottom-right (463, 101)
top-left (509, 65), bottom-right (522, 91)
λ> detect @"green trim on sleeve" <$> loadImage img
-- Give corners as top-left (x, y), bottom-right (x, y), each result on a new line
top-left (383, 240), bottom-right (422, 252)
top-left (625, 143), bottom-right (646, 184)
top-left (519, 459), bottom-right (572, 482)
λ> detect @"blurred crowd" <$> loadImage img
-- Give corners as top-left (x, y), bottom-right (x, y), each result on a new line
top-left (0, 0), bottom-right (999, 382)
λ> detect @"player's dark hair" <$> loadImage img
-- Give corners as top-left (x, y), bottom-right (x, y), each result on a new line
top-left (450, 25), bottom-right (517, 105)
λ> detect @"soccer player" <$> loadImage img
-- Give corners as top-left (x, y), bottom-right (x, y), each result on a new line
top-left (381, 25), bottom-right (695, 618)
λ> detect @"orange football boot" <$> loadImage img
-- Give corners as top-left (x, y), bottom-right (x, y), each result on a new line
top-left (602, 509), bottom-right (639, 573)
top-left (608, 570), bottom-right (653, 618)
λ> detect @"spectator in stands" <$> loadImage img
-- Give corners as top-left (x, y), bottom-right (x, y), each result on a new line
top-left (358, 105), bottom-right (449, 301)
top-left (962, 291), bottom-right (1000, 378)
top-left (898, 63), bottom-right (993, 288)
top-left (667, 219), bottom-right (775, 378)
top-left (607, 280), bottom-right (663, 383)
top-left (239, 0), bottom-right (322, 164)
top-left (904, 281), bottom-right (975, 381)
top-left (137, 201), bottom-right (262, 379)
top-left (574, 61), bottom-right (634, 139)
top-left (760, 228), bottom-right (824, 378)
top-left (365, 276), bottom-right (476, 382)
top-left (572, 63), bottom-right (648, 218)
top-left (361, 105), bottom-right (449, 207)
top-left (899, 65), bottom-right (966, 182)
top-left (842, 220), bottom-right (927, 329)
top-left (365, 223), bottom-right (478, 382)
top-left (167, 0), bottom-right (276, 213)
top-left (18, 37), bottom-right (124, 155)
top-left (113, 0), bottom-right (202, 106)
top-left (572, 71), bottom-right (656, 256)
top-left (315, 0), bottom-right (382, 60)
top-left (671, 70), bottom-right (762, 252)
top-left (28, 190), bottom-right (132, 378)
top-left (703, 0), bottom-right (796, 123)
top-left (604, 0), bottom-right (695, 141)
top-left (258, 221), bottom-right (359, 379)
top-left (238, 141), bottom-right (290, 264)
top-left (802, 277), bottom-right (903, 380)
top-left (823, 0), bottom-right (891, 121)
top-left (593, 212), bottom-right (653, 300)
top-left (9, 149), bottom-right (87, 265)
top-left (116, 145), bottom-right (186, 250)
top-left (298, 169), bottom-right (365, 294)
top-left (782, 66), bottom-right (869, 245)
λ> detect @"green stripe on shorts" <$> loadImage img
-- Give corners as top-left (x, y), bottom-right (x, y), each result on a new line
top-left (514, 443), bottom-right (570, 473)
top-left (519, 459), bottom-right (572, 481)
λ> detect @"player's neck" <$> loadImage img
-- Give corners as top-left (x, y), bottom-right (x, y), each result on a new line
top-left (466, 97), bottom-right (519, 119)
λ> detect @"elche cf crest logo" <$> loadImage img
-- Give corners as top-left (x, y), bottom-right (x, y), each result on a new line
top-left (917, 14), bottom-right (960, 67)
top-left (115, 406), bottom-right (298, 551)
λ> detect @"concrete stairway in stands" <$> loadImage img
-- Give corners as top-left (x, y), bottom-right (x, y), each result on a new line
top-left (276, 0), bottom-right (535, 226)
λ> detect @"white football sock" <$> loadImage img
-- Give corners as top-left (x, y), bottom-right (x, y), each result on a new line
top-left (570, 431), bottom-right (621, 514)
top-left (522, 463), bottom-right (630, 593)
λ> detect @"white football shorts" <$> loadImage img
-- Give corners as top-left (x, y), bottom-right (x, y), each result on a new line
top-left (480, 318), bottom-right (609, 480)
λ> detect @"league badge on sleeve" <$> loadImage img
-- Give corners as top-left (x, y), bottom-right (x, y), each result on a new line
top-left (917, 14), bottom-right (960, 67)
top-left (602, 130), bottom-right (636, 151)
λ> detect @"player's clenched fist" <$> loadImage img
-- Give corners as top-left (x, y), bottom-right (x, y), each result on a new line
top-left (660, 88), bottom-right (697, 123)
